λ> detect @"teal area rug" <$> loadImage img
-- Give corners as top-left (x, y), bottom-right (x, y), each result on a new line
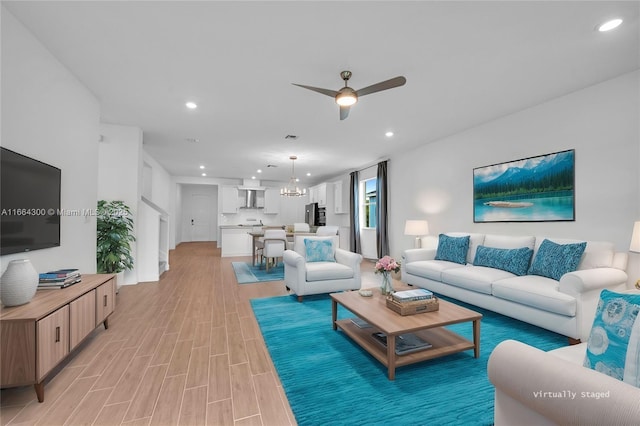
top-left (231, 261), bottom-right (284, 284)
top-left (251, 294), bottom-right (567, 426)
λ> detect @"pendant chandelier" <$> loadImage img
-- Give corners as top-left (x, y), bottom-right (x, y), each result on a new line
top-left (280, 155), bottom-right (307, 197)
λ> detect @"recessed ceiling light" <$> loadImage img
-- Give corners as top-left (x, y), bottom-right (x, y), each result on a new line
top-left (257, 169), bottom-right (262, 173)
top-left (306, 172), bottom-right (311, 176)
top-left (201, 173), bottom-right (207, 177)
top-left (199, 165), bottom-right (205, 169)
top-left (598, 18), bottom-right (623, 32)
top-left (385, 131), bottom-right (394, 137)
top-left (186, 101), bottom-right (198, 109)
top-left (295, 178), bottom-right (300, 182)
top-left (251, 176), bottom-right (256, 179)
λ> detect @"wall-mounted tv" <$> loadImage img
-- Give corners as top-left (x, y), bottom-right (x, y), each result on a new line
top-left (1, 147), bottom-right (61, 255)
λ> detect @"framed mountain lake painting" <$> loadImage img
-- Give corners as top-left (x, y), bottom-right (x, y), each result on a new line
top-left (473, 149), bottom-right (575, 222)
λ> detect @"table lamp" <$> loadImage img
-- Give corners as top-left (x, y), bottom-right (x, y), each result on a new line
top-left (630, 221), bottom-right (640, 289)
top-left (404, 220), bottom-right (429, 249)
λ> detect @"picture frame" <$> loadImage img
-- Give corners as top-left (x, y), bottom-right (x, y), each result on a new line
top-left (473, 149), bottom-right (575, 223)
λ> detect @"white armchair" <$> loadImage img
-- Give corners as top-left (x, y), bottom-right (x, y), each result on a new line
top-left (283, 235), bottom-right (363, 301)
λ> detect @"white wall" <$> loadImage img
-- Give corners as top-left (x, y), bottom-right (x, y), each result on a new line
top-left (1, 8), bottom-right (100, 275)
top-left (98, 124), bottom-right (142, 284)
top-left (389, 71), bottom-right (640, 285)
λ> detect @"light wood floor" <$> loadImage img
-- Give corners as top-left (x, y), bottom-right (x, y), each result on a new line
top-left (1, 242), bottom-right (305, 426)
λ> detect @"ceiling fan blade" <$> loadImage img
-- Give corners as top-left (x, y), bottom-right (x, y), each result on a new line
top-left (355, 76), bottom-right (406, 97)
top-left (292, 83), bottom-right (339, 98)
top-left (339, 105), bottom-right (350, 120)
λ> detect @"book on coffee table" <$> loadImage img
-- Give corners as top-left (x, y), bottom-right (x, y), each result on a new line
top-left (371, 332), bottom-right (433, 355)
top-left (350, 317), bottom-right (372, 328)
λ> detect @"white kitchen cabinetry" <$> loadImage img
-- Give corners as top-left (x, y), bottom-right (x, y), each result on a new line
top-left (333, 181), bottom-right (347, 214)
top-left (263, 188), bottom-right (280, 214)
top-left (309, 183), bottom-right (327, 206)
top-left (221, 186), bottom-right (239, 214)
top-left (221, 228), bottom-right (253, 257)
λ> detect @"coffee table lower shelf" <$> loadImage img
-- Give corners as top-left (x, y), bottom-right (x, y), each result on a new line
top-left (335, 319), bottom-right (477, 377)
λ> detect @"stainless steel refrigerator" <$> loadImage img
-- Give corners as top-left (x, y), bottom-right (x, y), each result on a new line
top-left (305, 203), bottom-right (318, 226)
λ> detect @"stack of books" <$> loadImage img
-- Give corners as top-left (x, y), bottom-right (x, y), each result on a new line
top-left (391, 288), bottom-right (433, 303)
top-left (38, 269), bottom-right (81, 289)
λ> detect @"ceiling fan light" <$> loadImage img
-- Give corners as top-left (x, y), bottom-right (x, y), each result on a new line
top-left (335, 89), bottom-right (358, 106)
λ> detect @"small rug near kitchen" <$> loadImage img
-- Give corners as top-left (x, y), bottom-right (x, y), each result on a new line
top-left (251, 293), bottom-right (567, 426)
top-left (231, 262), bottom-right (284, 284)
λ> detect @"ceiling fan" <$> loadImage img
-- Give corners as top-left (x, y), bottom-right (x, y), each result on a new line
top-left (292, 71), bottom-right (406, 120)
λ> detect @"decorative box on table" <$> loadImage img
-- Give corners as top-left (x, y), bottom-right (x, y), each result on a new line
top-left (386, 296), bottom-right (439, 316)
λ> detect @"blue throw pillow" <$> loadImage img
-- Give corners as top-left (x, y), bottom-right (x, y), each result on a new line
top-left (434, 234), bottom-right (470, 265)
top-left (473, 245), bottom-right (533, 276)
top-left (528, 239), bottom-right (586, 280)
top-left (583, 289), bottom-right (640, 387)
top-left (304, 239), bottom-right (335, 262)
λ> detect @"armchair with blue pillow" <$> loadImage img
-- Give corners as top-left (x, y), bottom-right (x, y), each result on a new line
top-left (283, 235), bottom-right (363, 301)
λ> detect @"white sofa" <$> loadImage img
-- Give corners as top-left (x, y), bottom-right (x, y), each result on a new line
top-left (402, 233), bottom-right (628, 341)
top-left (283, 235), bottom-right (363, 301)
top-left (488, 339), bottom-right (640, 425)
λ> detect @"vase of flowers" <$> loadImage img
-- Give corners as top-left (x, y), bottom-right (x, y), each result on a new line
top-left (375, 255), bottom-right (401, 296)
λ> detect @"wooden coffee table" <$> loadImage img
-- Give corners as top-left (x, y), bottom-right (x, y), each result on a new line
top-left (331, 290), bottom-right (482, 380)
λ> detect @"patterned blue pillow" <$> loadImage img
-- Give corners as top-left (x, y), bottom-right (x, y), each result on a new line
top-left (304, 239), bottom-right (335, 262)
top-left (528, 239), bottom-right (586, 280)
top-left (583, 289), bottom-right (640, 387)
top-left (473, 245), bottom-right (533, 276)
top-left (434, 234), bottom-right (470, 265)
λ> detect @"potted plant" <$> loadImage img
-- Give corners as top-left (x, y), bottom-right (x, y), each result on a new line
top-left (96, 200), bottom-right (135, 278)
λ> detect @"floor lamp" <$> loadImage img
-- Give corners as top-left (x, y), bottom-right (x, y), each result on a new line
top-left (404, 220), bottom-right (429, 249)
top-left (630, 221), bottom-right (640, 289)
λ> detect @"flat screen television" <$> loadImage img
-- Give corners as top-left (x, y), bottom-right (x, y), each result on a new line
top-left (1, 147), bottom-right (61, 255)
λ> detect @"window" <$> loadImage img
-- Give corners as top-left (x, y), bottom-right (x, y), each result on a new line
top-left (362, 178), bottom-right (377, 228)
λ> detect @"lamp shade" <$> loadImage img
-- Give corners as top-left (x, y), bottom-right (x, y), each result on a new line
top-left (404, 220), bottom-right (429, 236)
top-left (630, 221), bottom-right (640, 253)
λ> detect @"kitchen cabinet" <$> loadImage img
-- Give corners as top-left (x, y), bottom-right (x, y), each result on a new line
top-left (221, 228), bottom-right (253, 257)
top-left (1, 274), bottom-right (116, 402)
top-left (333, 181), bottom-right (347, 214)
top-left (309, 183), bottom-right (327, 206)
top-left (221, 186), bottom-right (239, 214)
top-left (263, 188), bottom-right (280, 214)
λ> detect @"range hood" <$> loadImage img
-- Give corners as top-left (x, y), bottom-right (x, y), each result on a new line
top-left (241, 189), bottom-right (262, 209)
top-left (237, 179), bottom-right (266, 191)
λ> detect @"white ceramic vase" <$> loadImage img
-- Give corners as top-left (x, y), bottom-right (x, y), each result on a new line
top-left (0, 259), bottom-right (39, 307)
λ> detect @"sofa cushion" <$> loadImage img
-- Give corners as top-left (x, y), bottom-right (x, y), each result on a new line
top-left (435, 234), bottom-right (469, 264)
top-left (304, 238), bottom-right (335, 262)
top-left (492, 275), bottom-right (576, 316)
top-left (305, 262), bottom-right (354, 282)
top-left (579, 241), bottom-right (614, 270)
top-left (528, 239), bottom-right (587, 280)
top-left (405, 260), bottom-right (465, 281)
top-left (294, 235), bottom-right (338, 258)
top-left (473, 245), bottom-right (533, 276)
top-left (442, 265), bottom-right (514, 295)
top-left (583, 289), bottom-right (640, 386)
top-left (446, 232), bottom-right (485, 263)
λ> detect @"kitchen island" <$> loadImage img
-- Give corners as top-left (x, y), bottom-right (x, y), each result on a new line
top-left (219, 225), bottom-right (286, 257)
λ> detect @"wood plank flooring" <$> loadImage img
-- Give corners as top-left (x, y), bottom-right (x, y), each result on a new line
top-left (1, 242), bottom-right (302, 426)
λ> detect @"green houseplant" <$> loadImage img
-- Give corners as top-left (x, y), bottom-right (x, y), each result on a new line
top-left (96, 200), bottom-right (135, 274)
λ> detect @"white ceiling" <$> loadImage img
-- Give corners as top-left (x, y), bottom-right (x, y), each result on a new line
top-left (4, 1), bottom-right (639, 185)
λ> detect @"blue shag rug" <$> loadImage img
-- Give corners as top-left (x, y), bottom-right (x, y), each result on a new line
top-left (251, 294), bottom-right (568, 426)
top-left (232, 261), bottom-right (284, 284)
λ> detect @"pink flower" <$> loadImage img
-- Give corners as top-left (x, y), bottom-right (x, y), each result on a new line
top-left (375, 255), bottom-right (401, 274)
